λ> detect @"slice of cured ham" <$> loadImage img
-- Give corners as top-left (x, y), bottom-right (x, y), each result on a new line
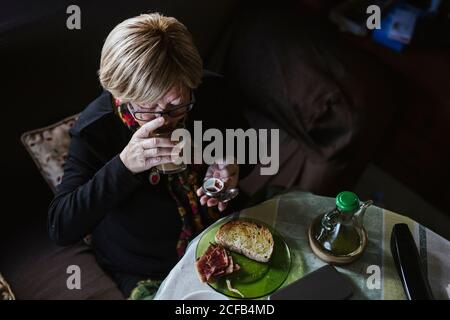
top-left (196, 243), bottom-right (240, 283)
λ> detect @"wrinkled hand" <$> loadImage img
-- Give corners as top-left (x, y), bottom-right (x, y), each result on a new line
top-left (196, 163), bottom-right (239, 212)
top-left (119, 117), bottom-right (178, 174)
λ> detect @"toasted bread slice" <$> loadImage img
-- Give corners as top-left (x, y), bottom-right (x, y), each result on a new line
top-left (214, 220), bottom-right (274, 263)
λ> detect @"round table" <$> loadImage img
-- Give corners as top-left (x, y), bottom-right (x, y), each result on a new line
top-left (154, 190), bottom-right (450, 300)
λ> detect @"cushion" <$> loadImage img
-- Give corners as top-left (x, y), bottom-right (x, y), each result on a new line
top-left (21, 114), bottom-right (93, 246)
top-left (0, 273), bottom-right (15, 300)
top-left (21, 114), bottom-right (79, 193)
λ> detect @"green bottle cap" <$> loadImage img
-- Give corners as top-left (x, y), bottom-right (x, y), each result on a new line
top-left (336, 191), bottom-right (359, 212)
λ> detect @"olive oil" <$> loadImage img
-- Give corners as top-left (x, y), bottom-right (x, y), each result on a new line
top-left (309, 191), bottom-right (373, 264)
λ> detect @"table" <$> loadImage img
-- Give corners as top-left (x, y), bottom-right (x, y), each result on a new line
top-left (154, 190), bottom-right (450, 300)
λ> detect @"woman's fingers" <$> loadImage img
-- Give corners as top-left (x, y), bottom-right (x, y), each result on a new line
top-left (218, 202), bottom-right (227, 212)
top-left (199, 195), bottom-right (219, 207)
top-left (198, 194), bottom-right (227, 211)
top-left (206, 198), bottom-right (219, 207)
top-left (133, 117), bottom-right (165, 139)
top-left (198, 164), bottom-right (240, 210)
top-left (197, 187), bottom-right (205, 197)
top-left (220, 165), bottom-right (238, 177)
top-left (200, 195), bottom-right (208, 205)
top-left (209, 164), bottom-right (238, 179)
top-left (141, 137), bottom-right (176, 149)
top-left (144, 156), bottom-right (173, 170)
top-left (143, 147), bottom-right (176, 158)
top-left (199, 196), bottom-right (227, 211)
top-left (200, 195), bottom-right (207, 205)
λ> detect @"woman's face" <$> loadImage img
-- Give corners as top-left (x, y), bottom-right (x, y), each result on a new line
top-left (129, 86), bottom-right (190, 129)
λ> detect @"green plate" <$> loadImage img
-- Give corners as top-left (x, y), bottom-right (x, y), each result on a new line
top-left (195, 215), bottom-right (291, 299)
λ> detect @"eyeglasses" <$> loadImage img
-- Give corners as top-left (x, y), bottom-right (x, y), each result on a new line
top-left (128, 91), bottom-right (195, 122)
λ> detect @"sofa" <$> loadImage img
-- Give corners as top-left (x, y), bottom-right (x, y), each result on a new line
top-left (1, 0), bottom-right (399, 299)
top-left (227, 7), bottom-right (399, 197)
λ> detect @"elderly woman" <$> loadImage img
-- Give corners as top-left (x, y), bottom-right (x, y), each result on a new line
top-left (48, 13), bottom-right (251, 298)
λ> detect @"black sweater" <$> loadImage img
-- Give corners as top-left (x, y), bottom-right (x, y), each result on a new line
top-left (48, 72), bottom-right (252, 278)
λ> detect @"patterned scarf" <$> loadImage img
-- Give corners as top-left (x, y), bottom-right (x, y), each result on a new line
top-left (114, 98), bottom-right (220, 257)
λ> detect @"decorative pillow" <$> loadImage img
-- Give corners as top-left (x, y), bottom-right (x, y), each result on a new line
top-left (0, 273), bottom-right (15, 300)
top-left (21, 114), bottom-right (79, 193)
top-left (21, 114), bottom-right (94, 245)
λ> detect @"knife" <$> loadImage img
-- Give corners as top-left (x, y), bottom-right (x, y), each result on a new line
top-left (390, 223), bottom-right (434, 300)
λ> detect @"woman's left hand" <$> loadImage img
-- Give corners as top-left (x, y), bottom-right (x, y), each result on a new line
top-left (196, 163), bottom-right (239, 212)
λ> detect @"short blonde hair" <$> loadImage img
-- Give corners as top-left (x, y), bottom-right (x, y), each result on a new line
top-left (99, 13), bottom-right (202, 104)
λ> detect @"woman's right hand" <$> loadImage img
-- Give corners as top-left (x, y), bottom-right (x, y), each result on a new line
top-left (119, 117), bottom-right (176, 174)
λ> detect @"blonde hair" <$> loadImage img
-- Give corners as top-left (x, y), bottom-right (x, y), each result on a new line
top-left (99, 13), bottom-right (202, 104)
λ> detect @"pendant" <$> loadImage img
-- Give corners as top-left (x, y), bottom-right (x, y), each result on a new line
top-left (149, 169), bottom-right (160, 185)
